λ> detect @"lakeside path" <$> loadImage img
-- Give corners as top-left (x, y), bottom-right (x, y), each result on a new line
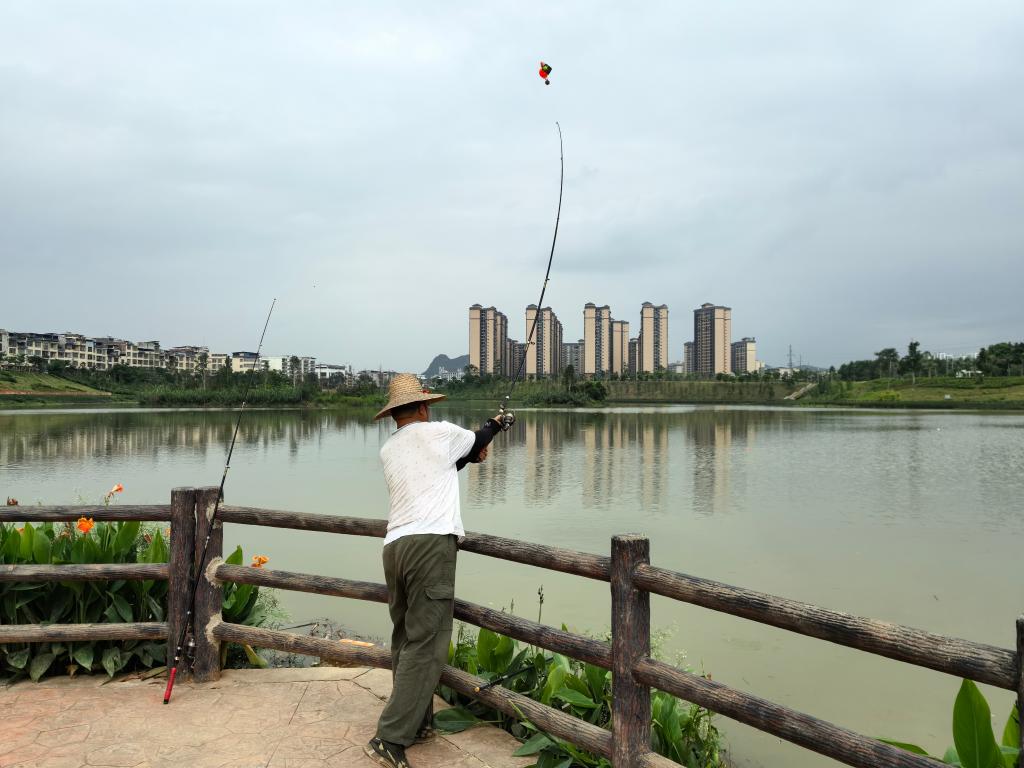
top-left (0, 667), bottom-right (532, 768)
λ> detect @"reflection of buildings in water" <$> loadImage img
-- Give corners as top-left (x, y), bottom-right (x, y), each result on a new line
top-left (0, 411), bottom-right (370, 467)
top-left (521, 418), bottom-right (564, 506)
top-left (638, 418), bottom-right (669, 512)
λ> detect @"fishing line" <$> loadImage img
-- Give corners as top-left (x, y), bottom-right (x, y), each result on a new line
top-left (498, 122), bottom-right (564, 421)
top-left (163, 298), bottom-right (276, 704)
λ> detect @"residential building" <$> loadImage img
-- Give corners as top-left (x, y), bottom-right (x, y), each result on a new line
top-left (693, 303), bottom-right (732, 377)
top-left (232, 352), bottom-right (260, 373)
top-left (683, 341), bottom-right (695, 375)
top-left (210, 353), bottom-right (230, 371)
top-left (583, 303), bottom-right (612, 376)
top-left (610, 320), bottom-right (630, 376)
top-left (669, 361), bottom-right (686, 374)
top-left (731, 338), bottom-right (758, 375)
top-left (525, 305), bottom-right (562, 378)
top-left (639, 302), bottom-right (669, 373)
top-left (264, 355), bottom-right (317, 378)
top-left (508, 341), bottom-right (527, 380)
top-left (166, 346), bottom-right (209, 374)
top-left (561, 339), bottom-right (583, 374)
top-left (314, 363), bottom-right (352, 386)
top-left (628, 337), bottom-right (639, 376)
top-left (0, 330), bottom-right (9, 360)
top-left (468, 305), bottom-right (508, 376)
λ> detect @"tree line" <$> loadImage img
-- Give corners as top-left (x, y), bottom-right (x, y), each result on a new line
top-left (836, 340), bottom-right (1024, 381)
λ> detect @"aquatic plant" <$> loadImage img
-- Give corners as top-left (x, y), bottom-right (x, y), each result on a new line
top-left (882, 679), bottom-right (1019, 768)
top-left (437, 622), bottom-right (724, 767)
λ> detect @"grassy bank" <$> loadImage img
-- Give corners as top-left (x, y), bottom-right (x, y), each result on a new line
top-left (0, 372), bottom-right (121, 408)
top-left (439, 379), bottom-right (793, 405)
top-left (805, 376), bottom-right (1024, 409)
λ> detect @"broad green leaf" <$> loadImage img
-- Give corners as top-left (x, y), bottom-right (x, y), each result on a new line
top-left (512, 733), bottom-right (554, 756)
top-left (5, 648), bottom-right (30, 669)
top-left (584, 663), bottom-right (609, 700)
top-left (225, 545), bottom-right (244, 566)
top-left (113, 521), bottom-right (140, 555)
top-left (952, 680), bottom-right (1002, 768)
top-left (2, 528), bottom-right (19, 561)
top-left (1003, 704), bottom-right (1020, 749)
top-left (999, 745), bottom-right (1019, 768)
top-left (32, 530), bottom-right (51, 564)
top-left (147, 531), bottom-right (168, 563)
top-left (73, 646), bottom-right (95, 670)
top-left (477, 627), bottom-right (499, 672)
top-left (108, 592), bottom-right (133, 623)
top-left (879, 739), bottom-right (932, 756)
top-left (242, 644), bottom-right (268, 668)
top-left (433, 706), bottom-right (482, 733)
top-left (101, 647), bottom-right (122, 678)
top-left (943, 746), bottom-right (963, 765)
top-left (540, 665), bottom-right (566, 706)
top-left (493, 632), bottom-right (515, 672)
top-left (19, 522), bottom-right (34, 560)
top-left (554, 687), bottom-right (598, 709)
top-left (29, 652), bottom-right (55, 682)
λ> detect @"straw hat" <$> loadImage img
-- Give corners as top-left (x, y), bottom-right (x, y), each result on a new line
top-left (374, 373), bottom-right (447, 420)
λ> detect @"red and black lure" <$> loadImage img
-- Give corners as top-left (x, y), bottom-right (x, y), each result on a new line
top-left (538, 61), bottom-right (552, 85)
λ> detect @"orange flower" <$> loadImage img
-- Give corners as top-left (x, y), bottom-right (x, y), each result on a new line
top-left (164, 527), bottom-right (171, 538)
top-left (109, 483), bottom-right (124, 495)
top-left (76, 517), bottom-right (95, 534)
top-left (251, 555), bottom-right (269, 568)
top-left (16, 526), bottom-right (24, 534)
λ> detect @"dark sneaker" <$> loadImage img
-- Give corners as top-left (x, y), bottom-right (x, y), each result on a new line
top-left (364, 738), bottom-right (412, 768)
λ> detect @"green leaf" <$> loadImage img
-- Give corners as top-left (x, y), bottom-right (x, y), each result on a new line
top-left (113, 521), bottom-right (140, 556)
top-left (101, 647), bottom-right (123, 678)
top-left (540, 665), bottom-right (566, 706)
top-left (5, 648), bottom-right (30, 669)
top-left (477, 627), bottom-right (499, 672)
top-left (879, 739), bottom-right (932, 756)
top-left (225, 545), bottom-right (244, 566)
top-left (73, 645), bottom-right (95, 671)
top-left (1003, 704), bottom-right (1020, 749)
top-left (999, 746), bottom-right (1019, 768)
top-left (952, 680), bottom-right (1003, 768)
top-left (242, 644), bottom-right (268, 668)
top-left (943, 746), bottom-right (963, 765)
top-left (29, 652), bottom-right (55, 682)
top-left (584, 663), bottom-right (609, 700)
top-left (108, 592), bottom-right (133, 623)
top-left (19, 522), bottom-right (34, 560)
top-left (513, 733), bottom-right (554, 756)
top-left (554, 687), bottom-right (598, 709)
top-left (433, 706), bottom-right (482, 733)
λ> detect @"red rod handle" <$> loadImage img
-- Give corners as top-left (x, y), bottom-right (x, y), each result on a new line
top-left (162, 666), bottom-right (178, 704)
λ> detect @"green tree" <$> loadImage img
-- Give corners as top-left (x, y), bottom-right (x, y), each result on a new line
top-left (875, 348), bottom-right (900, 379)
top-left (900, 340), bottom-right (924, 376)
top-left (562, 364), bottom-right (575, 392)
top-left (197, 352), bottom-right (209, 390)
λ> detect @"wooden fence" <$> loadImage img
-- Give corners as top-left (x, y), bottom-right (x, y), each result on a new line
top-left (2, 487), bottom-right (1021, 768)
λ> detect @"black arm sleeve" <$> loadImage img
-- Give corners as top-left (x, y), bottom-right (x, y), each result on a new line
top-left (456, 419), bottom-right (502, 471)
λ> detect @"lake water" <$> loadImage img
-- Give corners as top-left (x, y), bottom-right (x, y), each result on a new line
top-left (2, 404), bottom-right (1022, 767)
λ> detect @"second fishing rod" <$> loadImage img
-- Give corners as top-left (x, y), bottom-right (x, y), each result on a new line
top-left (163, 298), bottom-right (276, 704)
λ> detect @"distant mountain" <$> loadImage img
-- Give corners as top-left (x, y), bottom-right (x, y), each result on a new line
top-left (422, 353), bottom-right (469, 378)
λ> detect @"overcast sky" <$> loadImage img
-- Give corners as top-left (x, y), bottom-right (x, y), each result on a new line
top-left (1, 2), bottom-right (1021, 370)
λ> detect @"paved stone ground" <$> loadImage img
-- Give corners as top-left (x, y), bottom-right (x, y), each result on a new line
top-left (0, 667), bottom-right (534, 768)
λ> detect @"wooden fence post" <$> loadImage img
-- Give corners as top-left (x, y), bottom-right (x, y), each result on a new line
top-left (1017, 617), bottom-right (1023, 760)
top-left (612, 534), bottom-right (651, 767)
top-left (192, 486), bottom-right (223, 682)
top-left (167, 488), bottom-right (197, 669)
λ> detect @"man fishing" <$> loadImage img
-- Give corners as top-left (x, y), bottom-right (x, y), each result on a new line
top-left (365, 373), bottom-right (512, 768)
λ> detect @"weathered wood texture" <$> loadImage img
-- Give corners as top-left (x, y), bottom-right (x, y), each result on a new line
top-left (216, 506), bottom-right (611, 581)
top-left (1017, 616), bottom-right (1023, 758)
top-left (0, 622), bottom-right (167, 643)
top-left (213, 564), bottom-right (613, 669)
top-left (214, 564), bottom-right (389, 603)
top-left (454, 598), bottom-right (612, 670)
top-left (0, 505), bottom-right (172, 523)
top-left (634, 563), bottom-right (1017, 691)
top-left (611, 535), bottom-right (651, 767)
top-left (634, 657), bottom-right (944, 768)
top-left (217, 506), bottom-right (386, 537)
top-left (638, 753), bottom-right (682, 768)
top-left (210, 621), bottom-right (614, 759)
top-left (0, 564), bottom-right (168, 582)
top-left (192, 487), bottom-right (222, 683)
top-left (459, 531), bottom-right (611, 582)
top-left (166, 488), bottom-right (197, 671)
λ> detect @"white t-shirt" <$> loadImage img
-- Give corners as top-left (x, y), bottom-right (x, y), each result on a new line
top-left (380, 420), bottom-right (477, 546)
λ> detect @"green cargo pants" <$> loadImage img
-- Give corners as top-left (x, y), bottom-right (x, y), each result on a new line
top-left (376, 533), bottom-right (457, 747)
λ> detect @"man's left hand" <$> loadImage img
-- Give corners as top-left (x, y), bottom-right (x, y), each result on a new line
top-left (477, 446), bottom-right (489, 462)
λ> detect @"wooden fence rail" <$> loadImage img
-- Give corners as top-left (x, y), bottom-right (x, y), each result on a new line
top-left (2, 488), bottom-right (1021, 768)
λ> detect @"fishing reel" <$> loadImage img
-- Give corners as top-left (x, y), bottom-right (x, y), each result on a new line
top-left (497, 408), bottom-right (516, 431)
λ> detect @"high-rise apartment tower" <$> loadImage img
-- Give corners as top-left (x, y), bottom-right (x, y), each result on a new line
top-left (525, 305), bottom-right (562, 378)
top-left (693, 303), bottom-right (732, 377)
top-left (639, 302), bottom-right (669, 373)
top-left (583, 303), bottom-right (612, 376)
top-left (468, 305), bottom-right (508, 375)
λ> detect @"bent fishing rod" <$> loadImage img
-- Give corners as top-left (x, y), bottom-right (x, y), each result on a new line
top-left (497, 121), bottom-right (564, 427)
top-left (163, 298), bottom-right (276, 704)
